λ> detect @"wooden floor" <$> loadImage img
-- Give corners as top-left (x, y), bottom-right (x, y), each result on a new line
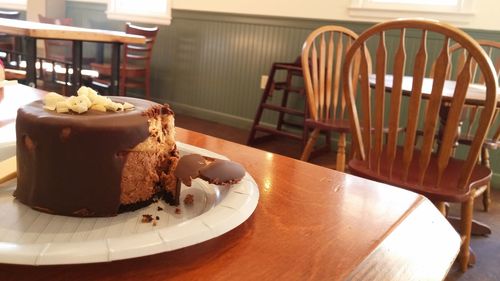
top-left (175, 113), bottom-right (500, 281)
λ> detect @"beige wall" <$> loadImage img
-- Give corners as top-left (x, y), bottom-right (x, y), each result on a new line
top-left (173, 0), bottom-right (500, 31)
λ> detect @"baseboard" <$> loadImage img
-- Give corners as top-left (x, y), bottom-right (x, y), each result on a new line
top-left (160, 100), bottom-right (254, 130)
top-left (492, 173), bottom-right (500, 190)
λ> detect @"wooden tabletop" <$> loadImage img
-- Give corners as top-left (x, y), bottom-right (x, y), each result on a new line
top-left (0, 18), bottom-right (145, 44)
top-left (369, 74), bottom-right (500, 107)
top-left (0, 83), bottom-right (40, 127)
top-left (0, 84), bottom-right (460, 280)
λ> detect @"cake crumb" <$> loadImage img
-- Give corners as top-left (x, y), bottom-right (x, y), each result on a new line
top-left (156, 216), bottom-right (160, 220)
top-left (141, 214), bottom-right (154, 223)
top-left (157, 206), bottom-right (163, 211)
top-left (152, 220), bottom-right (157, 226)
top-left (175, 208), bottom-right (181, 214)
top-left (184, 194), bottom-right (194, 205)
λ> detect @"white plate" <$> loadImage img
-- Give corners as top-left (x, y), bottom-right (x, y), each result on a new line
top-left (0, 142), bottom-right (259, 265)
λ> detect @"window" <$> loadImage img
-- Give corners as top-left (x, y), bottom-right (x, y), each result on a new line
top-left (349, 0), bottom-right (475, 23)
top-left (106, 0), bottom-right (171, 25)
top-left (0, 0), bottom-right (26, 10)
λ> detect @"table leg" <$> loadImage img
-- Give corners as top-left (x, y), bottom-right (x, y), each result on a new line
top-left (71, 41), bottom-right (83, 95)
top-left (437, 104), bottom-right (464, 151)
top-left (24, 37), bottom-right (37, 88)
top-left (110, 42), bottom-right (121, 96)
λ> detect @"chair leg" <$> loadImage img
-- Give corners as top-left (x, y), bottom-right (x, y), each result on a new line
top-left (300, 128), bottom-right (320, 162)
top-left (145, 70), bottom-right (151, 100)
top-left (119, 75), bottom-right (126, 96)
top-left (336, 133), bottom-right (346, 172)
top-left (459, 195), bottom-right (474, 272)
top-left (481, 148), bottom-right (491, 212)
top-left (145, 81), bottom-right (151, 100)
top-left (435, 201), bottom-right (447, 216)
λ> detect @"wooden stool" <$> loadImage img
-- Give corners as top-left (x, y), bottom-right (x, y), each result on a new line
top-left (247, 58), bottom-right (307, 146)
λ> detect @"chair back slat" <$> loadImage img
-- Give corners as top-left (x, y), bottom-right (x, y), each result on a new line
top-left (491, 109), bottom-right (500, 143)
top-left (463, 105), bottom-right (478, 137)
top-left (332, 33), bottom-right (343, 120)
top-left (386, 29), bottom-right (407, 176)
top-left (475, 48), bottom-right (492, 84)
top-left (341, 38), bottom-right (353, 118)
top-left (373, 32), bottom-right (387, 173)
top-left (319, 34), bottom-right (326, 120)
top-left (302, 47), bottom-right (316, 121)
top-left (402, 32), bottom-right (427, 180)
top-left (360, 43), bottom-right (372, 165)
top-left (348, 38), bottom-right (360, 105)
top-left (417, 37), bottom-right (450, 184)
top-left (491, 108), bottom-right (500, 142)
top-left (123, 23), bottom-right (159, 67)
top-left (495, 56), bottom-right (500, 80)
top-left (470, 58), bottom-right (479, 84)
top-left (311, 42), bottom-right (319, 119)
top-left (436, 54), bottom-right (472, 186)
top-left (454, 50), bottom-right (466, 81)
top-left (325, 33), bottom-right (334, 120)
top-left (343, 18), bottom-right (498, 191)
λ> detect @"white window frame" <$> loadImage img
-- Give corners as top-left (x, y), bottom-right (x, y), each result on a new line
top-left (68, 0), bottom-right (107, 3)
top-left (105, 0), bottom-right (172, 25)
top-left (349, 0), bottom-right (475, 24)
top-left (0, 0), bottom-right (27, 11)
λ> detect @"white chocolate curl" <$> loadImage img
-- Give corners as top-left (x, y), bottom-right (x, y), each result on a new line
top-left (43, 86), bottom-right (135, 114)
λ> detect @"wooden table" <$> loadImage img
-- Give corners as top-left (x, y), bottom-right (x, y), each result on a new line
top-left (0, 18), bottom-right (146, 95)
top-left (0, 84), bottom-right (461, 280)
top-left (369, 74), bottom-right (500, 106)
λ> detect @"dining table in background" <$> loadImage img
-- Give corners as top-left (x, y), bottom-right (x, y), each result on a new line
top-left (0, 18), bottom-right (146, 95)
top-left (369, 74), bottom-right (500, 106)
top-left (0, 83), bottom-right (461, 280)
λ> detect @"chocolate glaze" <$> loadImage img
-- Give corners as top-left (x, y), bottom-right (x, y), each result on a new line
top-left (199, 159), bottom-right (245, 185)
top-left (174, 154), bottom-right (206, 186)
top-left (174, 154), bottom-right (246, 186)
top-left (15, 97), bottom-right (174, 217)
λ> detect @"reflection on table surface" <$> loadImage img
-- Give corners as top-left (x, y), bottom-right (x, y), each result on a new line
top-left (0, 83), bottom-right (460, 281)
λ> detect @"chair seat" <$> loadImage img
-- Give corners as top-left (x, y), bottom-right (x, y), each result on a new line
top-left (304, 118), bottom-right (351, 132)
top-left (348, 147), bottom-right (492, 203)
top-left (90, 62), bottom-right (146, 77)
top-left (92, 77), bottom-right (145, 89)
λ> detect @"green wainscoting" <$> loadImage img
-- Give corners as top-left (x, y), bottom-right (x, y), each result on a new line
top-left (66, 2), bottom-right (500, 187)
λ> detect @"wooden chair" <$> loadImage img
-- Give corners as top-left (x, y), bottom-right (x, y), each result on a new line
top-left (0, 10), bottom-right (20, 52)
top-left (445, 40), bottom-right (500, 212)
top-left (300, 26), bottom-right (365, 171)
top-left (90, 23), bottom-right (159, 99)
top-left (37, 15), bottom-right (73, 95)
top-left (0, 11), bottom-right (21, 73)
top-left (342, 19), bottom-right (498, 272)
top-left (38, 14), bottom-right (73, 63)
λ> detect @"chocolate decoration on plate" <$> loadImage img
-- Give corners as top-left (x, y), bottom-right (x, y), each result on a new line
top-left (174, 154), bottom-right (246, 186)
top-left (199, 159), bottom-right (245, 185)
top-left (174, 154), bottom-right (207, 186)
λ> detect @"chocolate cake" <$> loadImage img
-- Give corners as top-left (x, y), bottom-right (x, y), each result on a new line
top-left (15, 96), bottom-right (179, 217)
